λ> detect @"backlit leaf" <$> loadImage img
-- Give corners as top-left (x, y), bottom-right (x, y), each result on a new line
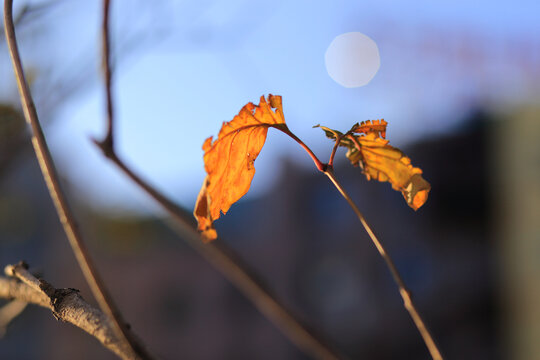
top-left (317, 120), bottom-right (430, 210)
top-left (194, 95), bottom-right (286, 241)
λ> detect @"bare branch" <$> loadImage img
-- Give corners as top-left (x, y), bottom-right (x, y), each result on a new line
top-left (0, 276), bottom-right (49, 307)
top-left (100, 0), bottom-right (115, 150)
top-left (0, 300), bottom-right (27, 337)
top-left (92, 0), bottom-right (341, 357)
top-left (324, 168), bottom-right (443, 360)
top-left (5, 262), bottom-right (42, 292)
top-left (95, 146), bottom-right (343, 360)
top-left (0, 267), bottom-right (139, 360)
top-left (2, 1), bottom-right (153, 358)
top-left (276, 125), bottom-right (443, 359)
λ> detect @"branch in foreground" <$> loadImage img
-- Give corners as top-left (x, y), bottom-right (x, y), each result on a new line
top-left (2, 1), bottom-right (152, 358)
top-left (0, 300), bottom-right (27, 337)
top-left (0, 264), bottom-right (137, 360)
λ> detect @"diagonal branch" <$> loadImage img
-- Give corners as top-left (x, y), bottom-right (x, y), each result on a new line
top-left (93, 145), bottom-right (343, 360)
top-left (323, 168), bottom-right (443, 360)
top-left (4, 263), bottom-right (43, 293)
top-left (93, 1), bottom-right (342, 358)
top-left (0, 300), bottom-right (27, 337)
top-left (279, 129), bottom-right (443, 359)
top-left (0, 263), bottom-right (139, 360)
top-left (2, 1), bottom-right (153, 359)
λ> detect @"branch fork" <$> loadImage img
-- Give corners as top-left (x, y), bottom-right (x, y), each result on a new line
top-left (3, 0), bottom-right (153, 358)
top-left (1, 261), bottom-right (140, 360)
top-left (280, 126), bottom-right (443, 360)
top-left (5, 262), bottom-right (80, 321)
top-left (3, 0), bottom-right (442, 357)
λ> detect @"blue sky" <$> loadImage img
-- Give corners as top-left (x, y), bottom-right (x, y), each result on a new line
top-left (3, 0), bottom-right (540, 214)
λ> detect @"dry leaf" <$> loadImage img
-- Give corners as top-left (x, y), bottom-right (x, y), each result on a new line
top-left (194, 95), bottom-right (286, 241)
top-left (351, 119), bottom-right (387, 138)
top-left (317, 120), bottom-right (430, 210)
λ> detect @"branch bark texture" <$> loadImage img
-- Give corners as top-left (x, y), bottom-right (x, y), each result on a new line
top-left (0, 265), bottom-right (137, 360)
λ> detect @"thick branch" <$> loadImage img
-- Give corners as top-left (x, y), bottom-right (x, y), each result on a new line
top-left (2, 1), bottom-right (152, 358)
top-left (0, 271), bottom-right (137, 360)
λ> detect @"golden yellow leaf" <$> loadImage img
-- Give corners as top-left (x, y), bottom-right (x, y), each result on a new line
top-left (352, 119), bottom-right (387, 138)
top-left (194, 95), bottom-right (286, 241)
top-left (317, 120), bottom-right (430, 210)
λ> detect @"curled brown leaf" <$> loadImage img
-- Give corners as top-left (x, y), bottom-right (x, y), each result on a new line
top-left (317, 121), bottom-right (430, 210)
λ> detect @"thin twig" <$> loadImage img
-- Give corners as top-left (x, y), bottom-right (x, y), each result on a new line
top-left (0, 267), bottom-right (139, 360)
top-left (101, 0), bottom-right (114, 150)
top-left (279, 128), bottom-right (442, 359)
top-left (328, 133), bottom-right (344, 167)
top-left (93, 4), bottom-right (342, 357)
top-left (94, 145), bottom-right (343, 360)
top-left (4, 263), bottom-right (41, 293)
top-left (273, 125), bottom-right (327, 171)
top-left (324, 168), bottom-right (443, 360)
top-left (0, 300), bottom-right (27, 337)
top-left (2, 1), bottom-right (153, 359)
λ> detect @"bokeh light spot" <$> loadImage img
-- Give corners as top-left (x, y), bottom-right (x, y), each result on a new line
top-left (325, 32), bottom-right (380, 88)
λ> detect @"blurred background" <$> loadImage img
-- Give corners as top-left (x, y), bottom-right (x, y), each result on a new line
top-left (1, 0), bottom-right (539, 359)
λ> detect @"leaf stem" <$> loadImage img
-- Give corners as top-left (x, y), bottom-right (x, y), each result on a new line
top-left (328, 133), bottom-right (344, 167)
top-left (274, 126), bottom-right (442, 358)
top-left (274, 126), bottom-right (326, 172)
top-left (3, 1), bottom-right (153, 358)
top-left (323, 168), bottom-right (443, 360)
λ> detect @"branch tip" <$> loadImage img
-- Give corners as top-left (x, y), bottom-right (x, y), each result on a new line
top-left (4, 261), bottom-right (28, 277)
